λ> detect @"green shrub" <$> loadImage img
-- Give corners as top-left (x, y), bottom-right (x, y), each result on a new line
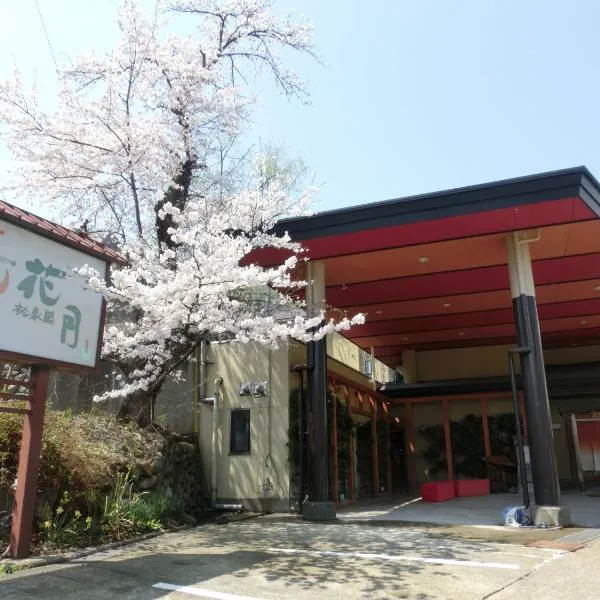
top-left (1, 407), bottom-right (182, 551)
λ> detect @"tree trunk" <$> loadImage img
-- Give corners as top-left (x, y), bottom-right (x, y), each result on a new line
top-left (117, 388), bottom-right (157, 428)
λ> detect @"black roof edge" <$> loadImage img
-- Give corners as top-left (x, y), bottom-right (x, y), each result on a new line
top-left (380, 361), bottom-right (600, 399)
top-left (275, 166), bottom-right (600, 241)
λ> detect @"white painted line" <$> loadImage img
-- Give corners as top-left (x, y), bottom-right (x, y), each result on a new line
top-left (266, 547), bottom-right (520, 570)
top-left (152, 582), bottom-right (264, 600)
top-left (391, 497), bottom-right (423, 509)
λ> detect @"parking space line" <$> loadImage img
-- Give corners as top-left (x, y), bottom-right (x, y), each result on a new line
top-left (266, 547), bottom-right (521, 570)
top-left (152, 582), bottom-right (264, 600)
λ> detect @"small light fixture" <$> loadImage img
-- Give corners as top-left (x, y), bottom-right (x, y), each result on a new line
top-left (595, 286), bottom-right (600, 291)
top-left (459, 332), bottom-right (465, 336)
top-left (376, 310), bottom-right (383, 315)
top-left (403, 337), bottom-right (409, 341)
top-left (581, 320), bottom-right (588, 325)
top-left (443, 303), bottom-right (451, 308)
top-left (418, 256), bottom-right (430, 264)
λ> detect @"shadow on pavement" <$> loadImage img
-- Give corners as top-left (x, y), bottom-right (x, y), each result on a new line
top-left (0, 519), bottom-right (505, 599)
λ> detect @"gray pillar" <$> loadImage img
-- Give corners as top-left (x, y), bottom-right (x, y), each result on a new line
top-left (506, 232), bottom-right (560, 506)
top-left (303, 262), bottom-right (335, 520)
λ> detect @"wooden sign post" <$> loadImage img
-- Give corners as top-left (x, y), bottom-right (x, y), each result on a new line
top-left (7, 366), bottom-right (49, 557)
top-left (0, 201), bottom-right (120, 558)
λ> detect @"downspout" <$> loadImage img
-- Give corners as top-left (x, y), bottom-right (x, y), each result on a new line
top-left (211, 376), bottom-right (223, 508)
top-left (199, 341), bottom-right (207, 407)
top-left (194, 341), bottom-right (207, 438)
top-left (508, 346), bottom-right (531, 509)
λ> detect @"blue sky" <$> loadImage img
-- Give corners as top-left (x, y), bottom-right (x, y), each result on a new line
top-left (2, 0), bottom-right (600, 216)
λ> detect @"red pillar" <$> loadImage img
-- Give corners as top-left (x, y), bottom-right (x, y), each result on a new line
top-left (10, 365), bottom-right (50, 558)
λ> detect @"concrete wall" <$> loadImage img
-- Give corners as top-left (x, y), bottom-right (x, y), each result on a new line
top-left (414, 343), bottom-right (600, 382)
top-left (198, 342), bottom-right (290, 512)
top-left (154, 361), bottom-right (195, 433)
top-left (327, 332), bottom-right (395, 383)
top-left (46, 360), bottom-right (195, 434)
top-left (416, 345), bottom-right (513, 381)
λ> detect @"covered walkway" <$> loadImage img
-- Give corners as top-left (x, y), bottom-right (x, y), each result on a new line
top-left (256, 166), bottom-right (600, 515)
top-left (337, 492), bottom-right (600, 529)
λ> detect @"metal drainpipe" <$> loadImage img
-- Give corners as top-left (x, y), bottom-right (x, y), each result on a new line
top-left (198, 341), bottom-right (207, 432)
top-left (211, 377), bottom-right (223, 508)
top-left (508, 347), bottom-right (531, 509)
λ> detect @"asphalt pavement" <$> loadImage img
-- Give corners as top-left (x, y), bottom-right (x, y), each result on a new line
top-left (1, 516), bottom-right (598, 600)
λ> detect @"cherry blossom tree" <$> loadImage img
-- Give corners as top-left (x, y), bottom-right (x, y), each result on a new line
top-left (0, 0), bottom-right (363, 425)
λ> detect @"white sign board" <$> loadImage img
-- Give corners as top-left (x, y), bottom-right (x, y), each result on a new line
top-left (0, 218), bottom-right (106, 367)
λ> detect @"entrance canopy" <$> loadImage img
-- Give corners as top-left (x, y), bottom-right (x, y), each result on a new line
top-left (263, 167), bottom-right (600, 368)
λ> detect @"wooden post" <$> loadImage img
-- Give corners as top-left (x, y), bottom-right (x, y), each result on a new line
top-left (331, 394), bottom-right (339, 502)
top-left (443, 399), bottom-right (454, 481)
top-left (406, 401), bottom-right (417, 493)
top-left (481, 397), bottom-right (491, 458)
top-left (10, 365), bottom-right (50, 558)
top-left (371, 403), bottom-right (379, 496)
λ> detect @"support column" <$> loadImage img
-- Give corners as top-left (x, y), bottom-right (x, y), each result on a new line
top-left (331, 391), bottom-right (338, 502)
top-left (10, 365), bottom-right (50, 558)
top-left (506, 232), bottom-right (561, 508)
top-left (304, 261), bottom-right (336, 520)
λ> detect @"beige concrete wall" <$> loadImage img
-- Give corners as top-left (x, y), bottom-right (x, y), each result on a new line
top-left (416, 345), bottom-right (513, 381)
top-left (545, 344), bottom-right (600, 365)
top-left (154, 360), bottom-right (195, 432)
top-left (327, 332), bottom-right (395, 383)
top-left (198, 342), bottom-right (290, 511)
top-left (415, 343), bottom-right (600, 382)
top-left (327, 333), bottom-right (361, 372)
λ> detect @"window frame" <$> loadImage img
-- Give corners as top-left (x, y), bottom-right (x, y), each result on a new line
top-left (229, 408), bottom-right (251, 455)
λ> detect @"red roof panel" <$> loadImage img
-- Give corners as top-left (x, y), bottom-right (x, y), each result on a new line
top-left (0, 200), bottom-right (124, 264)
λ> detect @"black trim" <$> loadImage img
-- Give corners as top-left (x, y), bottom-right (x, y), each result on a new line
top-left (229, 408), bottom-right (251, 454)
top-left (307, 335), bottom-right (329, 503)
top-left (380, 362), bottom-right (600, 399)
top-left (276, 167), bottom-right (600, 241)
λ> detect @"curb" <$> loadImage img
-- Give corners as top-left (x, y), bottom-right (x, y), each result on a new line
top-left (0, 526), bottom-right (193, 574)
top-left (0, 511), bottom-right (262, 575)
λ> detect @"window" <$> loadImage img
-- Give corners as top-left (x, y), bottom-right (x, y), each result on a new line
top-left (230, 409), bottom-right (251, 454)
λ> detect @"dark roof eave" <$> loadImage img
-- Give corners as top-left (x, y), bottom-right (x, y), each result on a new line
top-left (275, 166), bottom-right (600, 241)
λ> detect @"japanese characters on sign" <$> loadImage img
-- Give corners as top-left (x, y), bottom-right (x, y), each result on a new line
top-left (0, 218), bottom-right (106, 367)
